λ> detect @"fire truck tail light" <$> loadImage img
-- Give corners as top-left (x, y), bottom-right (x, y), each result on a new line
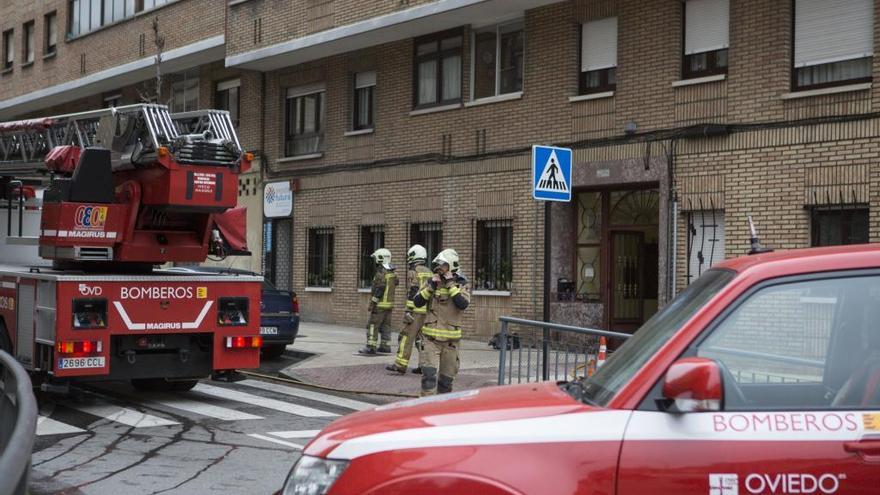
top-left (56, 340), bottom-right (103, 354)
top-left (225, 336), bottom-right (262, 349)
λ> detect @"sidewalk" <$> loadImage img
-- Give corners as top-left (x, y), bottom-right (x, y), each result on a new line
top-left (279, 322), bottom-right (502, 402)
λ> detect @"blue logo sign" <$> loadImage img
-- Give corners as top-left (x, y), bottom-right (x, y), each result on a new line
top-left (532, 145), bottom-right (572, 202)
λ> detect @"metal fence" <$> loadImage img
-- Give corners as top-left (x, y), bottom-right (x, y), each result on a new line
top-left (496, 316), bottom-right (631, 385)
top-left (0, 350), bottom-right (37, 495)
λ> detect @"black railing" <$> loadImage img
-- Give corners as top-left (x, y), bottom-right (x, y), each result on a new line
top-left (0, 350), bottom-right (37, 495)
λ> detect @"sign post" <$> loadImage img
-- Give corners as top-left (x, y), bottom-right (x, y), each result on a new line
top-left (532, 145), bottom-right (572, 381)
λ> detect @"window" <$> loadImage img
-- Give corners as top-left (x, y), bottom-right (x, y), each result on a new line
top-left (697, 274), bottom-right (880, 409)
top-left (104, 0), bottom-right (135, 24)
top-left (22, 21), bottom-right (34, 65)
top-left (475, 220), bottom-right (513, 291)
top-left (216, 79), bottom-right (240, 128)
top-left (794, 0), bottom-right (873, 90)
top-left (2, 30), bottom-right (13, 70)
top-left (103, 93), bottom-right (122, 107)
top-left (45, 12), bottom-right (58, 55)
top-left (410, 223), bottom-right (442, 265)
top-left (307, 227), bottom-right (334, 288)
top-left (576, 192), bottom-right (601, 300)
top-left (263, 218), bottom-right (293, 291)
top-left (359, 225), bottom-right (385, 288)
top-left (683, 0), bottom-right (729, 79)
top-left (471, 20), bottom-right (524, 100)
top-left (811, 208), bottom-right (869, 247)
top-left (68, 0), bottom-right (155, 37)
top-left (686, 210), bottom-right (725, 284)
top-left (579, 17), bottom-right (617, 94)
top-left (170, 70), bottom-right (199, 113)
top-left (414, 30), bottom-right (462, 108)
top-left (352, 71), bottom-right (375, 130)
top-left (285, 86), bottom-right (325, 156)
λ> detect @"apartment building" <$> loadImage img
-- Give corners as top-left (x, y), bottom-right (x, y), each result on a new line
top-left (2, 0), bottom-right (879, 337)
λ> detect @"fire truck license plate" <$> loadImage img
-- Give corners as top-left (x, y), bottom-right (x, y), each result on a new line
top-left (260, 326), bottom-right (278, 335)
top-left (58, 357), bottom-right (105, 369)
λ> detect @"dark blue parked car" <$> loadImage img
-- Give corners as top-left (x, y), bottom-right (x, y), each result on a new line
top-left (166, 266), bottom-right (300, 359)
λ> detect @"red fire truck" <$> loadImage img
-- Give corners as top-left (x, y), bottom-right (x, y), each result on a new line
top-left (0, 104), bottom-right (261, 391)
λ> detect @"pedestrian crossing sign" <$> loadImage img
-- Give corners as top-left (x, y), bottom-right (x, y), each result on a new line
top-left (532, 145), bottom-right (572, 202)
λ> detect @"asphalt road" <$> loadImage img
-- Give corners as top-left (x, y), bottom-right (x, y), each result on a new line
top-left (29, 352), bottom-right (376, 495)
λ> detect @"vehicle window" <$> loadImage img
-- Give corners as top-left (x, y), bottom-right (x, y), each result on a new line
top-left (698, 274), bottom-right (880, 410)
top-left (582, 269), bottom-right (734, 406)
top-left (261, 280), bottom-right (276, 291)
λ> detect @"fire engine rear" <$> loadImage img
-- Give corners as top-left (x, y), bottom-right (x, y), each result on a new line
top-left (0, 104), bottom-right (260, 391)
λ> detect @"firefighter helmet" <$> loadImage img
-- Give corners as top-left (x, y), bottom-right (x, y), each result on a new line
top-left (432, 249), bottom-right (460, 273)
top-left (407, 244), bottom-right (427, 264)
top-left (371, 248), bottom-right (392, 269)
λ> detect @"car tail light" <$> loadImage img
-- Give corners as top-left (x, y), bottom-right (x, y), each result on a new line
top-left (56, 340), bottom-right (103, 355)
top-left (225, 336), bottom-right (262, 349)
top-left (291, 294), bottom-right (300, 315)
top-left (218, 297), bottom-right (249, 326)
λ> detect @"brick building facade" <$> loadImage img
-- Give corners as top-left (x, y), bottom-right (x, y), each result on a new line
top-left (2, 0), bottom-right (879, 338)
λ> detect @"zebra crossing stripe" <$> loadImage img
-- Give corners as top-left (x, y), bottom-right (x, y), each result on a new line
top-left (266, 430), bottom-right (321, 439)
top-left (36, 416), bottom-right (86, 436)
top-left (66, 403), bottom-right (178, 428)
top-left (193, 384), bottom-right (339, 418)
top-left (248, 433), bottom-right (305, 450)
top-left (141, 394), bottom-right (263, 421)
top-left (238, 379), bottom-right (375, 411)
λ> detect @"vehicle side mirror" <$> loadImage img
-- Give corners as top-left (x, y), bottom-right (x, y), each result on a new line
top-left (659, 357), bottom-right (723, 413)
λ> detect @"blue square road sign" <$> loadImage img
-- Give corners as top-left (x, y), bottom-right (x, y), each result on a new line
top-left (532, 145), bottom-right (572, 202)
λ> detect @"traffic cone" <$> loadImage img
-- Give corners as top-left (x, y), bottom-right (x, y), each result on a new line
top-left (597, 337), bottom-right (607, 368)
top-left (587, 358), bottom-right (597, 377)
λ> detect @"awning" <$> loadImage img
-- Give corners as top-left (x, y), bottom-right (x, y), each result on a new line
top-left (226, 0), bottom-right (563, 71)
top-left (213, 206), bottom-right (250, 256)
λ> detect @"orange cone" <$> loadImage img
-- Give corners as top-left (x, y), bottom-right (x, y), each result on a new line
top-left (597, 337), bottom-right (607, 369)
top-left (587, 358), bottom-right (597, 377)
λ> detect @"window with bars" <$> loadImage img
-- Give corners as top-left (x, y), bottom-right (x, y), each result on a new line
top-left (216, 79), bottom-right (240, 128)
top-left (22, 21), bottom-right (34, 65)
top-left (45, 12), bottom-right (58, 55)
top-left (471, 20), bottom-right (524, 100)
top-left (170, 70), bottom-right (199, 113)
top-left (475, 220), bottom-right (513, 291)
top-left (359, 225), bottom-right (385, 288)
top-left (3, 29), bottom-right (14, 70)
top-left (410, 223), bottom-right (443, 265)
top-left (308, 227), bottom-right (334, 288)
top-left (353, 71), bottom-right (375, 131)
top-left (682, 0), bottom-right (729, 79)
top-left (686, 210), bottom-right (725, 284)
top-left (810, 208), bottom-right (869, 247)
top-left (285, 87), bottom-right (325, 156)
top-left (579, 17), bottom-right (617, 94)
top-left (414, 30), bottom-right (462, 108)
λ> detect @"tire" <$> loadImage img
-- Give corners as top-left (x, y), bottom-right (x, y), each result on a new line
top-left (261, 344), bottom-right (287, 359)
top-left (131, 378), bottom-right (199, 392)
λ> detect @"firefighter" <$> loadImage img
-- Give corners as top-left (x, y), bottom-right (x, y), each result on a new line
top-left (412, 248), bottom-right (470, 396)
top-left (386, 244), bottom-right (433, 374)
top-left (359, 248), bottom-right (399, 355)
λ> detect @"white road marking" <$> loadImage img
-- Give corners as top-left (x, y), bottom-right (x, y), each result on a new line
top-left (193, 384), bottom-right (339, 418)
top-left (36, 416), bottom-right (86, 436)
top-left (248, 433), bottom-right (304, 450)
top-left (266, 430), bottom-right (321, 439)
top-left (66, 403), bottom-right (179, 428)
top-left (142, 394), bottom-right (263, 421)
top-left (239, 379), bottom-right (375, 411)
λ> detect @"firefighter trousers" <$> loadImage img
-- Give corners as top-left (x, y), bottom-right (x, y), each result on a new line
top-left (366, 309), bottom-right (393, 348)
top-left (418, 337), bottom-right (460, 396)
top-left (394, 313), bottom-right (426, 369)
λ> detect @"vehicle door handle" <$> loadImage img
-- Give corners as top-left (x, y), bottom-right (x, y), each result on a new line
top-left (844, 440), bottom-right (880, 456)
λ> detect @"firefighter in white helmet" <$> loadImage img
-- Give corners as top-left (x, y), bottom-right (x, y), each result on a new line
top-left (359, 248), bottom-right (399, 355)
top-left (411, 248), bottom-right (470, 395)
top-left (386, 244), bottom-right (433, 374)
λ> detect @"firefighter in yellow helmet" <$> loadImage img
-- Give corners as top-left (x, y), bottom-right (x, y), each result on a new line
top-left (411, 248), bottom-right (470, 395)
top-left (358, 248), bottom-right (399, 355)
top-left (386, 244), bottom-right (432, 374)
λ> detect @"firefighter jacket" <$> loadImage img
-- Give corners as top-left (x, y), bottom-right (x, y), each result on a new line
top-left (405, 263), bottom-right (434, 315)
top-left (413, 273), bottom-right (470, 341)
top-left (371, 266), bottom-right (399, 311)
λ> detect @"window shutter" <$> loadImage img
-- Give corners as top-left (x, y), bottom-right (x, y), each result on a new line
top-left (795, 0), bottom-right (874, 67)
top-left (216, 79), bottom-right (241, 92)
top-left (688, 210), bottom-right (725, 282)
top-left (685, 0), bottom-right (729, 55)
top-left (355, 71), bottom-right (376, 89)
top-left (581, 17), bottom-right (617, 72)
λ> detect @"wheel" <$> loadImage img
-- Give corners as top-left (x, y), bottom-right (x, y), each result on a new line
top-left (262, 344), bottom-right (287, 359)
top-left (131, 378), bottom-right (199, 392)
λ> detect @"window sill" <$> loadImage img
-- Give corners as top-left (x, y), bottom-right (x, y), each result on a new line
top-left (672, 74), bottom-right (726, 87)
top-left (1, 68), bottom-right (12, 76)
top-left (568, 91), bottom-right (614, 103)
top-left (464, 91), bottom-right (523, 108)
top-left (305, 286), bottom-right (333, 293)
top-left (277, 153), bottom-right (323, 163)
top-left (42, 51), bottom-right (56, 61)
top-left (344, 128), bottom-right (374, 137)
top-left (228, 0), bottom-right (255, 5)
top-left (409, 102), bottom-right (462, 116)
top-left (473, 290), bottom-right (511, 297)
top-left (21, 61), bottom-right (34, 69)
top-left (780, 82), bottom-right (872, 100)
top-left (357, 288), bottom-right (372, 293)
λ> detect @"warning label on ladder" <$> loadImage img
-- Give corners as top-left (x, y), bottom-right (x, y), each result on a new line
top-left (532, 145), bottom-right (572, 202)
